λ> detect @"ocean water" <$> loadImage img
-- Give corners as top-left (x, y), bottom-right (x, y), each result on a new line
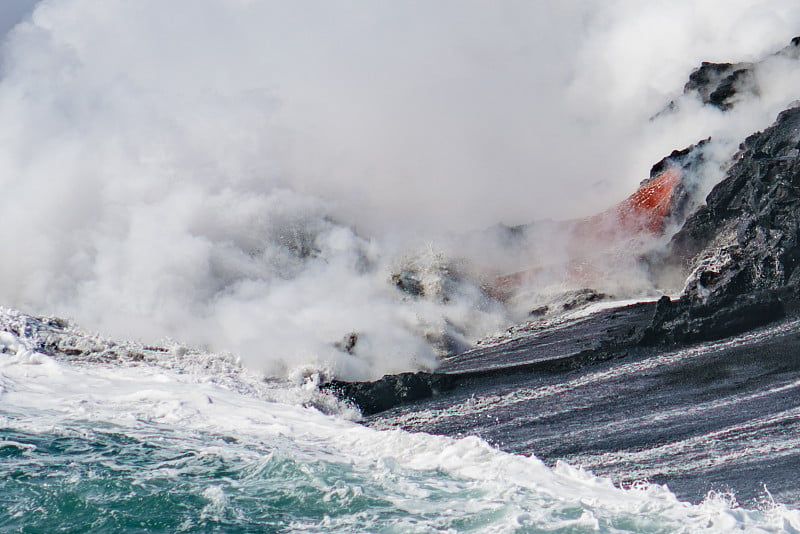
top-left (2, 318), bottom-right (800, 533)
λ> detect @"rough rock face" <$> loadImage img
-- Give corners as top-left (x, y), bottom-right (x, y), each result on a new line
top-left (676, 107), bottom-right (800, 297)
top-left (684, 61), bottom-right (757, 110)
top-left (645, 106), bottom-right (800, 343)
top-left (681, 37), bottom-right (799, 111)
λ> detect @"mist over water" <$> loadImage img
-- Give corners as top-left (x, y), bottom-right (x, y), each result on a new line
top-left (1, 0), bottom-right (799, 380)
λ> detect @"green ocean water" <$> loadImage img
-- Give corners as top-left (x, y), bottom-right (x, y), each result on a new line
top-left (0, 304), bottom-right (797, 533)
top-left (2, 410), bottom-right (798, 534)
top-left (0, 420), bottom-right (586, 533)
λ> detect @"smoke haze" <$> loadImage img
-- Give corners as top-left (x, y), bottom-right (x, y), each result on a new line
top-left (0, 0), bottom-right (799, 379)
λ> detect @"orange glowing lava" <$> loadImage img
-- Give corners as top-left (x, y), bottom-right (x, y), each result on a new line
top-left (490, 167), bottom-right (683, 299)
top-left (590, 166), bottom-right (681, 235)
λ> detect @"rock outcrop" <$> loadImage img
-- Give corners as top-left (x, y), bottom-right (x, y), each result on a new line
top-left (645, 106), bottom-right (800, 343)
top-left (681, 37), bottom-right (799, 111)
top-left (332, 38), bottom-right (800, 414)
top-left (672, 107), bottom-right (800, 295)
top-left (684, 61), bottom-right (757, 110)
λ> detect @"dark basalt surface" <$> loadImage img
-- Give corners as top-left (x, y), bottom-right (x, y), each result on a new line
top-left (327, 41), bottom-right (800, 505)
top-left (366, 315), bottom-right (800, 506)
top-left (644, 106), bottom-right (800, 346)
top-left (681, 37), bottom-right (799, 111)
top-left (325, 302), bottom-right (657, 415)
top-left (684, 61), bottom-right (756, 110)
top-left (670, 106), bottom-right (800, 297)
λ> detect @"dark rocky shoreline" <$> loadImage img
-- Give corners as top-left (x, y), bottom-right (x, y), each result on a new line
top-left (324, 301), bottom-right (658, 416)
top-left (326, 39), bottom-right (800, 504)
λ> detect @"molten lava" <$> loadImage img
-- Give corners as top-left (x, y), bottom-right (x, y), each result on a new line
top-left (587, 167), bottom-right (682, 235)
top-left (491, 166), bottom-right (684, 299)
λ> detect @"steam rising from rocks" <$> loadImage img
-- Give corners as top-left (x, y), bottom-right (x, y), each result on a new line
top-left (0, 0), bottom-right (798, 379)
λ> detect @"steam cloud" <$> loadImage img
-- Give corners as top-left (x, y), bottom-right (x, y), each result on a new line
top-left (0, 0), bottom-right (798, 380)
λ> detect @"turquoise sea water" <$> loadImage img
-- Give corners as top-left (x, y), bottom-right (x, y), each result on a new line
top-left (0, 413), bottom-right (775, 534)
top-left (0, 422), bottom-right (568, 533)
top-left (0, 300), bottom-right (798, 534)
top-left (2, 344), bottom-right (800, 534)
top-left (0, 309), bottom-right (797, 533)
top-left (3, 419), bottom-right (548, 533)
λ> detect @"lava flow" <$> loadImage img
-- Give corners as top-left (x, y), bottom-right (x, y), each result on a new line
top-left (586, 166), bottom-right (682, 236)
top-left (491, 166), bottom-right (685, 299)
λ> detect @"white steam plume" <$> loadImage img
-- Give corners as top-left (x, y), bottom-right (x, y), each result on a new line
top-left (0, 0), bottom-right (798, 380)
top-left (0, 1), bottom-right (37, 43)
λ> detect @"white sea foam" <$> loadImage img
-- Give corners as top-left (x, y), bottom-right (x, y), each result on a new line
top-left (1, 326), bottom-right (799, 532)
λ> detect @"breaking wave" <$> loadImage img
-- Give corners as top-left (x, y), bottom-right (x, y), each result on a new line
top-left (1, 322), bottom-right (798, 533)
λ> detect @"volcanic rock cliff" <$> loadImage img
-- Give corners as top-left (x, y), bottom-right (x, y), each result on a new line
top-left (644, 106), bottom-right (800, 343)
top-left (637, 37), bottom-right (800, 343)
top-left (328, 38), bottom-right (800, 415)
top-left (673, 106), bottom-right (800, 297)
top-left (680, 36), bottom-right (799, 111)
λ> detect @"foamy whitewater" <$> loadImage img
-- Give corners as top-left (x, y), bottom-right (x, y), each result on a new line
top-left (2, 1), bottom-right (800, 531)
top-left (2, 309), bottom-right (800, 532)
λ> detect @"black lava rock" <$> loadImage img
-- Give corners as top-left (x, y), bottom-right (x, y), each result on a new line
top-left (681, 37), bottom-right (800, 112)
top-left (684, 61), bottom-right (756, 110)
top-left (646, 106), bottom-right (800, 343)
top-left (672, 107), bottom-right (800, 298)
top-left (324, 372), bottom-right (459, 416)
